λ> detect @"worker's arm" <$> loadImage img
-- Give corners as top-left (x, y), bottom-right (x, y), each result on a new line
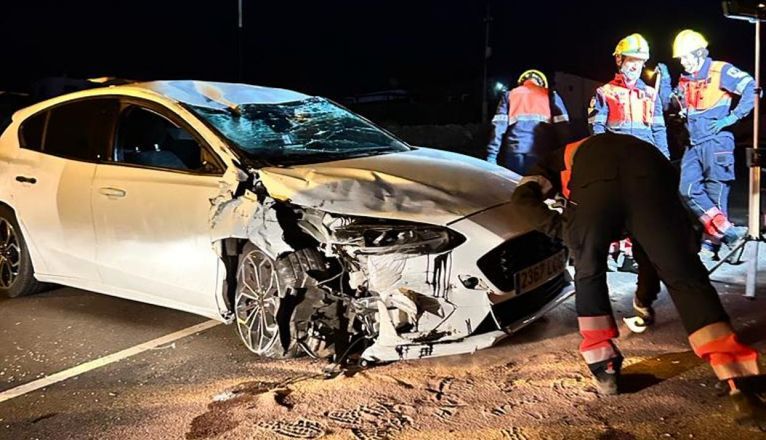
top-left (656, 62), bottom-right (674, 111)
top-left (650, 88), bottom-right (670, 158)
top-left (510, 152), bottom-right (564, 240)
top-left (709, 63), bottom-right (756, 134)
top-left (587, 90), bottom-right (607, 135)
top-left (721, 63), bottom-right (756, 120)
top-left (486, 92), bottom-right (510, 164)
top-left (551, 91), bottom-right (571, 146)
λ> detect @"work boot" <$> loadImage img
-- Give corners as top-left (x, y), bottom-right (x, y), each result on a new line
top-left (699, 240), bottom-right (720, 262)
top-left (722, 226), bottom-right (748, 247)
top-left (632, 297), bottom-right (655, 326)
top-left (588, 355), bottom-right (623, 395)
top-left (617, 255), bottom-right (639, 274)
top-left (728, 376), bottom-right (766, 431)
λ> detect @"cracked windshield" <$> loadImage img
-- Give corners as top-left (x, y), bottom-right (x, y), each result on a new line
top-left (190, 97), bottom-right (410, 165)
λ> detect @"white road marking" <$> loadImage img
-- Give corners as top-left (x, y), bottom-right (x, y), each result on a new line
top-left (0, 319), bottom-right (221, 404)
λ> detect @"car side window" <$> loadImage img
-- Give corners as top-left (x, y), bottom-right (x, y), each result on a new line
top-left (114, 106), bottom-right (221, 174)
top-left (44, 99), bottom-right (119, 161)
top-left (19, 111), bottom-right (47, 151)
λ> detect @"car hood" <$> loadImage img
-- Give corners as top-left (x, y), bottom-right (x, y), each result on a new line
top-left (257, 147), bottom-right (520, 225)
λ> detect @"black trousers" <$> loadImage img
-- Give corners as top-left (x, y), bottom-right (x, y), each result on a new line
top-left (633, 241), bottom-right (661, 306)
top-left (564, 144), bottom-right (729, 335)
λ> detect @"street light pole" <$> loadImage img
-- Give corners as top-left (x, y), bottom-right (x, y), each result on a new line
top-left (481, 3), bottom-right (492, 124)
top-left (237, 0), bottom-right (244, 82)
top-left (720, 1), bottom-right (764, 299)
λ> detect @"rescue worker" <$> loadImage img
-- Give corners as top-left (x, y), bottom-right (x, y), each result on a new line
top-left (486, 69), bottom-right (570, 175)
top-left (510, 133), bottom-right (764, 427)
top-left (661, 30), bottom-right (753, 257)
top-left (589, 34), bottom-right (670, 277)
top-left (589, 33), bottom-right (670, 157)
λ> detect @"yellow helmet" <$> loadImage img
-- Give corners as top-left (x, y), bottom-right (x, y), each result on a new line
top-left (517, 69), bottom-right (548, 88)
top-left (613, 33), bottom-right (650, 60)
top-left (673, 29), bottom-right (708, 58)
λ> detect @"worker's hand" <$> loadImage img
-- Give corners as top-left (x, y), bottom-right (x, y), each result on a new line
top-left (656, 63), bottom-right (670, 79)
top-left (709, 114), bottom-right (738, 134)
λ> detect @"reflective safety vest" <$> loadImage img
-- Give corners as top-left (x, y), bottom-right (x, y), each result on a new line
top-left (674, 58), bottom-right (755, 145)
top-left (678, 61), bottom-right (731, 113)
top-left (506, 81), bottom-right (553, 124)
top-left (588, 74), bottom-right (668, 156)
top-left (560, 138), bottom-right (587, 199)
top-left (598, 80), bottom-right (657, 128)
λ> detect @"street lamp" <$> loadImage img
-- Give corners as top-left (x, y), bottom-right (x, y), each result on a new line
top-left (237, 0), bottom-right (244, 81)
top-left (718, 0), bottom-right (765, 298)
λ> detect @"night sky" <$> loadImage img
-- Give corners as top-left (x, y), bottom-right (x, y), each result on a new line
top-left (0, 1), bottom-right (759, 98)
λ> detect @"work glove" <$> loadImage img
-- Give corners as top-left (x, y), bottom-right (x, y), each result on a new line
top-left (709, 114), bottom-right (738, 134)
top-left (656, 62), bottom-right (670, 79)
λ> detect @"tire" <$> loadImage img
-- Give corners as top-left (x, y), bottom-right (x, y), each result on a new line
top-left (234, 243), bottom-right (327, 358)
top-left (0, 205), bottom-right (42, 298)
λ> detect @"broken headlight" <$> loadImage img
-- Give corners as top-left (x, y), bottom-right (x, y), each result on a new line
top-left (332, 221), bottom-right (465, 255)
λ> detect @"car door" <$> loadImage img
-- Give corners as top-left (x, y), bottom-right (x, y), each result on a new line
top-left (91, 101), bottom-right (226, 316)
top-left (10, 98), bottom-right (118, 281)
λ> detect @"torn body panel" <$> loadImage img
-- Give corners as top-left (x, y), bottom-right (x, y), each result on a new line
top-left (209, 162), bottom-right (571, 363)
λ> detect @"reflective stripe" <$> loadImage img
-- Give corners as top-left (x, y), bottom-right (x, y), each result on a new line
top-left (588, 115), bottom-right (606, 124)
top-left (518, 175), bottom-right (553, 196)
top-left (687, 101), bottom-right (732, 116)
top-left (735, 76), bottom-right (754, 95)
top-left (690, 323), bottom-right (761, 380)
top-left (508, 114), bottom-right (550, 125)
top-left (700, 207), bottom-right (723, 225)
top-left (553, 114), bottom-right (569, 123)
top-left (491, 114), bottom-right (509, 123)
top-left (710, 360), bottom-right (760, 380)
top-left (689, 322), bottom-right (733, 350)
top-left (606, 121), bottom-right (653, 130)
top-left (581, 344), bottom-right (618, 364)
top-left (578, 315), bottom-right (617, 331)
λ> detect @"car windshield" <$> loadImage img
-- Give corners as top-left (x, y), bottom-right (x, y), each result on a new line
top-left (188, 97), bottom-right (410, 166)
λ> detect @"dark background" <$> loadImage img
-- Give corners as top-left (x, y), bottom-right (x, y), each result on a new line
top-left (0, 0), bottom-right (759, 123)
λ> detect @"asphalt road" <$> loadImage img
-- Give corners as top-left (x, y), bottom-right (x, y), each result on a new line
top-left (1, 165), bottom-right (765, 439)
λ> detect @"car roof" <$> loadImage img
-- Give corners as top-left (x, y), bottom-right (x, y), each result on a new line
top-left (13, 80), bottom-right (313, 120)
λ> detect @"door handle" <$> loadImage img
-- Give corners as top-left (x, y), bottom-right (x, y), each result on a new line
top-left (98, 187), bottom-right (127, 198)
top-left (15, 176), bottom-right (37, 184)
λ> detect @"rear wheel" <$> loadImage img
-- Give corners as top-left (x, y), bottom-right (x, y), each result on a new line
top-left (0, 206), bottom-right (42, 298)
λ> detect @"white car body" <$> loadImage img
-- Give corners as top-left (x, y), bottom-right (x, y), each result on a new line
top-left (0, 81), bottom-right (572, 362)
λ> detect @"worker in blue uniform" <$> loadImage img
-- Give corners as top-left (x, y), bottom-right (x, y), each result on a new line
top-left (659, 30), bottom-right (754, 258)
top-left (486, 69), bottom-right (570, 175)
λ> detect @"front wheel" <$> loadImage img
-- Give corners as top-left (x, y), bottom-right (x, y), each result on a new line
top-left (235, 243), bottom-right (287, 357)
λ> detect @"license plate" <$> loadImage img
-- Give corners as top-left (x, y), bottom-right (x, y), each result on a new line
top-left (514, 250), bottom-right (567, 295)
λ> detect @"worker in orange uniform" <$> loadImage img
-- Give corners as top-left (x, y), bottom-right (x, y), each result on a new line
top-left (486, 69), bottom-right (570, 175)
top-left (510, 133), bottom-right (764, 428)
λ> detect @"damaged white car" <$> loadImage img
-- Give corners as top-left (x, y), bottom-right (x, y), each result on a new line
top-left (0, 81), bottom-right (573, 363)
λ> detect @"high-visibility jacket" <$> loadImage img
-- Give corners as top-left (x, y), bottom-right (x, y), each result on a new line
top-left (588, 74), bottom-right (669, 157)
top-left (560, 138), bottom-right (586, 199)
top-left (487, 80), bottom-right (569, 163)
top-left (670, 58), bottom-right (755, 145)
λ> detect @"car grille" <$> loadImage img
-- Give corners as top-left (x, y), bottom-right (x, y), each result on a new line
top-left (492, 272), bottom-right (570, 327)
top-left (477, 231), bottom-right (566, 292)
